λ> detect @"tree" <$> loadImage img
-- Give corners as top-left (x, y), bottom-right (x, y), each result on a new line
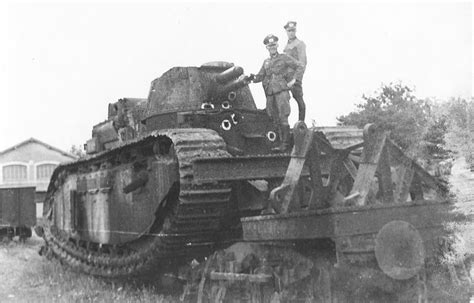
top-left (443, 97), bottom-right (474, 164)
top-left (422, 114), bottom-right (451, 160)
top-left (69, 144), bottom-right (86, 159)
top-left (337, 83), bottom-right (432, 153)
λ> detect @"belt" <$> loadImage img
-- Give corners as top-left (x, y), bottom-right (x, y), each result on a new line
top-left (270, 74), bottom-right (284, 80)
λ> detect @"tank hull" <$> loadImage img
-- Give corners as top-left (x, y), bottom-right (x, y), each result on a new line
top-left (39, 128), bottom-right (241, 277)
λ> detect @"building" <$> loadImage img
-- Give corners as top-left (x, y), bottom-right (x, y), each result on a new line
top-left (0, 138), bottom-right (77, 216)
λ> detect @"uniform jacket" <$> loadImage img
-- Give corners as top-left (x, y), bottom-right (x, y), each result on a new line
top-left (283, 38), bottom-right (307, 81)
top-left (254, 53), bottom-right (304, 96)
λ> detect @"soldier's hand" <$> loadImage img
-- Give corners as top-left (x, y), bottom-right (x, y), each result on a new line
top-left (245, 74), bottom-right (256, 83)
top-left (287, 79), bottom-right (296, 88)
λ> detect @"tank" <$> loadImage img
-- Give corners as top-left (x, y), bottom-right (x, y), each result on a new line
top-left (37, 62), bottom-right (295, 277)
top-left (37, 61), bottom-right (465, 302)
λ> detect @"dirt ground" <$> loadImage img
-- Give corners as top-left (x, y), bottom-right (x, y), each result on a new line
top-left (0, 157), bottom-right (472, 302)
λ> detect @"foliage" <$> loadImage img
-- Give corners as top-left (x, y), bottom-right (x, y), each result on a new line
top-left (337, 83), bottom-right (437, 157)
top-left (336, 83), bottom-right (474, 173)
top-left (423, 115), bottom-right (450, 159)
top-left (442, 97), bottom-right (474, 163)
top-left (69, 144), bottom-right (86, 159)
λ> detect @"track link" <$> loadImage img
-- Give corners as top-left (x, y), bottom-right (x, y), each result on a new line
top-left (39, 129), bottom-right (241, 278)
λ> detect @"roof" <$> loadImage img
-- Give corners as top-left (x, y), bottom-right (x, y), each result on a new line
top-left (0, 138), bottom-right (78, 159)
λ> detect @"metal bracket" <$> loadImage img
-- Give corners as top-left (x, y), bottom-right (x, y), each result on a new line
top-left (270, 122), bottom-right (315, 213)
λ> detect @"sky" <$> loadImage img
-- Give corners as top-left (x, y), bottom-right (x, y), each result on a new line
top-left (1, 1), bottom-right (472, 152)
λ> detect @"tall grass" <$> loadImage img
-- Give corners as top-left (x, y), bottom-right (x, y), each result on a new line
top-left (1, 237), bottom-right (179, 303)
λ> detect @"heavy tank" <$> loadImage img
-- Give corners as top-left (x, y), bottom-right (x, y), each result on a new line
top-left (36, 62), bottom-right (467, 301)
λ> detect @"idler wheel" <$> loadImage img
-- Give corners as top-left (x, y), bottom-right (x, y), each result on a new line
top-left (375, 220), bottom-right (425, 280)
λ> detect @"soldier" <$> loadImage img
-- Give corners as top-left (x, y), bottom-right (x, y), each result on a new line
top-left (251, 34), bottom-right (304, 152)
top-left (283, 21), bottom-right (307, 122)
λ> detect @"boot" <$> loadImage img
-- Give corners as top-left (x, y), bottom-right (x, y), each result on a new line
top-left (272, 125), bottom-right (291, 153)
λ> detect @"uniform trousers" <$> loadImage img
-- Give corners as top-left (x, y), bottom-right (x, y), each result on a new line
top-left (265, 90), bottom-right (291, 126)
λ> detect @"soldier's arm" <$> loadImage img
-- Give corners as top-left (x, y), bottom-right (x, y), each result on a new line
top-left (253, 62), bottom-right (266, 83)
top-left (297, 41), bottom-right (307, 68)
top-left (284, 54), bottom-right (304, 82)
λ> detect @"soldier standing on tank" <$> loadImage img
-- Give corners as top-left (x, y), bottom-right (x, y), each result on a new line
top-left (250, 34), bottom-right (304, 152)
top-left (283, 21), bottom-right (307, 122)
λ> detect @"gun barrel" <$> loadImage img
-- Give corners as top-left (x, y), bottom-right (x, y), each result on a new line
top-left (215, 66), bottom-right (244, 84)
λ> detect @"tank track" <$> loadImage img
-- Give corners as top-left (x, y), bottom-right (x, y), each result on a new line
top-left (39, 129), bottom-right (241, 278)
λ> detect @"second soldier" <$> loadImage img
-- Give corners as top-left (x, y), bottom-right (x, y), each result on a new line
top-left (283, 21), bottom-right (307, 122)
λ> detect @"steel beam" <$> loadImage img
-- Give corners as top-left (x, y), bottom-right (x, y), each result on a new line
top-left (241, 200), bottom-right (449, 242)
top-left (193, 155), bottom-right (332, 182)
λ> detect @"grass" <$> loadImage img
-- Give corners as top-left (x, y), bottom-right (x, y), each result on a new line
top-left (1, 237), bottom-right (180, 303)
top-left (27, 263), bottom-right (174, 302)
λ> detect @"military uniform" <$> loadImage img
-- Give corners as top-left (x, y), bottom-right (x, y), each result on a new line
top-left (283, 21), bottom-right (307, 121)
top-left (252, 34), bottom-right (304, 152)
top-left (254, 53), bottom-right (303, 126)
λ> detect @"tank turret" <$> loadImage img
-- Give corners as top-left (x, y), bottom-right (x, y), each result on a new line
top-left (87, 62), bottom-right (282, 155)
top-left (145, 61), bottom-right (255, 121)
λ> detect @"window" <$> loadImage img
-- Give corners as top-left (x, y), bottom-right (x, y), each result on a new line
top-left (3, 165), bottom-right (27, 182)
top-left (36, 164), bottom-right (57, 180)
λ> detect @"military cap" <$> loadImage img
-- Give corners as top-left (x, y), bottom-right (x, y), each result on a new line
top-left (263, 34), bottom-right (279, 46)
top-left (284, 21), bottom-right (297, 30)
